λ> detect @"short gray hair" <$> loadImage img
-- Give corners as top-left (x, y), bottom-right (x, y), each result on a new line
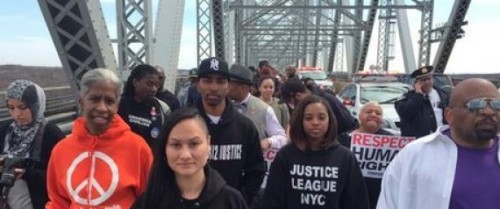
top-left (358, 101), bottom-right (383, 121)
top-left (79, 68), bottom-right (123, 98)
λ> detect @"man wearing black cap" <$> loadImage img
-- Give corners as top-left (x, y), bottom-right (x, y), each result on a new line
top-left (395, 66), bottom-right (440, 138)
top-left (195, 57), bottom-right (266, 205)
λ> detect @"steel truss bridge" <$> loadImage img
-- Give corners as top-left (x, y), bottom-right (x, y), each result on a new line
top-left (37, 0), bottom-right (470, 94)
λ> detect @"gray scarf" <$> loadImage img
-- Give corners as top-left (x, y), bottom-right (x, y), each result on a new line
top-left (4, 80), bottom-right (46, 158)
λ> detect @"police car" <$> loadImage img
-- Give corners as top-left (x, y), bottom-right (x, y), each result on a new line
top-left (338, 76), bottom-right (412, 134)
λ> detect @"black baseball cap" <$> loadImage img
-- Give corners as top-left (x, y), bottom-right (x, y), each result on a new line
top-left (197, 57), bottom-right (229, 78)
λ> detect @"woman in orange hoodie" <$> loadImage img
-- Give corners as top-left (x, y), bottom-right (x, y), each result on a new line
top-left (46, 68), bottom-right (153, 209)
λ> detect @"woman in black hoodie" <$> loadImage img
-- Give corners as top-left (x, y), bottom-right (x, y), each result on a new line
top-left (132, 108), bottom-right (247, 209)
top-left (263, 95), bottom-right (369, 209)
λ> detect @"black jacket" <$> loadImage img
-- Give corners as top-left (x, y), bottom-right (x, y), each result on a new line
top-left (186, 85), bottom-right (201, 107)
top-left (196, 99), bottom-right (266, 205)
top-left (0, 120), bottom-right (64, 209)
top-left (315, 90), bottom-right (358, 134)
top-left (263, 144), bottom-right (370, 209)
top-left (157, 89), bottom-right (181, 111)
top-left (118, 96), bottom-right (165, 148)
top-left (395, 90), bottom-right (437, 138)
top-left (132, 166), bottom-right (248, 209)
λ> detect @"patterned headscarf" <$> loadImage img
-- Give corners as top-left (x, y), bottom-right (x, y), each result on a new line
top-left (4, 79), bottom-right (46, 157)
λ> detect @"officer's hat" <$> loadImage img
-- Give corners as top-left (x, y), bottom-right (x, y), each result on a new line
top-left (410, 66), bottom-right (434, 79)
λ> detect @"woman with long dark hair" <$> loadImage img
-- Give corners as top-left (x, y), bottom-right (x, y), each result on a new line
top-left (132, 108), bottom-right (247, 209)
top-left (258, 76), bottom-right (289, 130)
top-left (263, 95), bottom-right (369, 209)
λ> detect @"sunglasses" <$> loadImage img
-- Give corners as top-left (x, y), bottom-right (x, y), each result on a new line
top-left (465, 98), bottom-right (500, 113)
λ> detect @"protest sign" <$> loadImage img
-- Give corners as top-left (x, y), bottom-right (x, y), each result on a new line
top-left (351, 132), bottom-right (415, 178)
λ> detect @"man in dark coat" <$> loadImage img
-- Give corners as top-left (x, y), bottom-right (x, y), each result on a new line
top-left (155, 66), bottom-right (181, 111)
top-left (395, 66), bottom-right (439, 138)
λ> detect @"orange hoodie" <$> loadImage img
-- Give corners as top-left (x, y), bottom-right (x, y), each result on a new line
top-left (46, 115), bottom-right (153, 209)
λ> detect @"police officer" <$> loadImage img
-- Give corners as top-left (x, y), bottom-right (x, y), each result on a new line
top-left (395, 66), bottom-right (438, 138)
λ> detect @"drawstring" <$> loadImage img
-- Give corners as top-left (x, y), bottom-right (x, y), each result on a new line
top-left (86, 135), bottom-right (99, 205)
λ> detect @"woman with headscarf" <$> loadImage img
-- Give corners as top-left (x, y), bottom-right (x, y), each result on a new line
top-left (0, 79), bottom-right (64, 209)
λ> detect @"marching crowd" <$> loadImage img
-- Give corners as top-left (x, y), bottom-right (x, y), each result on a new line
top-left (0, 57), bottom-right (499, 209)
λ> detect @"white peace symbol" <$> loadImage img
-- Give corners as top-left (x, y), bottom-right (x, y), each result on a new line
top-left (66, 151), bottom-right (119, 206)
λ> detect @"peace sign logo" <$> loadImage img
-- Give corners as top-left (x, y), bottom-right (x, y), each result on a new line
top-left (66, 151), bottom-right (119, 206)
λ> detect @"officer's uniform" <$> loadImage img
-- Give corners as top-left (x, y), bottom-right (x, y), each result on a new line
top-left (395, 66), bottom-right (438, 138)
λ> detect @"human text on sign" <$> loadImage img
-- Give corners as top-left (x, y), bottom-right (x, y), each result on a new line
top-left (350, 132), bottom-right (415, 178)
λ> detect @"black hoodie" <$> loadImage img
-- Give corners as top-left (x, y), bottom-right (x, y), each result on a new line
top-left (118, 95), bottom-right (165, 148)
top-left (263, 144), bottom-right (370, 209)
top-left (132, 166), bottom-right (248, 209)
top-left (196, 98), bottom-right (266, 204)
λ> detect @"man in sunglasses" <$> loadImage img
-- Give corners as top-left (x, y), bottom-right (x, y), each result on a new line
top-left (395, 66), bottom-right (443, 138)
top-left (378, 78), bottom-right (500, 209)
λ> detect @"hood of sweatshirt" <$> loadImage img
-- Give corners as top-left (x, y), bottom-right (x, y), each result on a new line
top-left (197, 166), bottom-right (228, 204)
top-left (71, 115), bottom-right (131, 144)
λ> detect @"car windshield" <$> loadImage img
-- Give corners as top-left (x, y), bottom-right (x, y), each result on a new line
top-left (360, 85), bottom-right (410, 104)
top-left (299, 72), bottom-right (328, 80)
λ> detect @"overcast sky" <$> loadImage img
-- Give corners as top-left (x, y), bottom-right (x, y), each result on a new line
top-left (0, 0), bottom-right (498, 74)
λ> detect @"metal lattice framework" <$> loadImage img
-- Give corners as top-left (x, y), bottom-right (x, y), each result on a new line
top-left (326, 0), bottom-right (342, 73)
top-left (376, 0), bottom-right (395, 71)
top-left (433, 0), bottom-right (471, 73)
top-left (38, 0), bottom-right (116, 95)
top-left (197, 0), bottom-right (213, 65)
top-left (356, 0), bottom-right (379, 72)
top-left (216, 0), bottom-right (437, 74)
top-left (212, 0), bottom-right (226, 59)
top-left (418, 0), bottom-right (434, 66)
top-left (38, 0), bottom-right (470, 94)
top-left (116, 0), bottom-right (152, 80)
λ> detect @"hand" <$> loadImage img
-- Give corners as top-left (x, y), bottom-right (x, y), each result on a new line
top-left (14, 168), bottom-right (26, 180)
top-left (414, 81), bottom-right (424, 94)
top-left (260, 139), bottom-right (271, 151)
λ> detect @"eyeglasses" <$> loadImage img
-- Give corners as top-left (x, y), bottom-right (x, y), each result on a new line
top-left (465, 98), bottom-right (500, 113)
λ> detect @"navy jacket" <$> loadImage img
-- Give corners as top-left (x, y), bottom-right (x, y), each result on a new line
top-left (395, 90), bottom-right (437, 138)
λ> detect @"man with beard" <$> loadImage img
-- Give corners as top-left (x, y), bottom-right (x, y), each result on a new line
top-left (377, 78), bottom-right (500, 209)
top-left (195, 57), bottom-right (266, 205)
